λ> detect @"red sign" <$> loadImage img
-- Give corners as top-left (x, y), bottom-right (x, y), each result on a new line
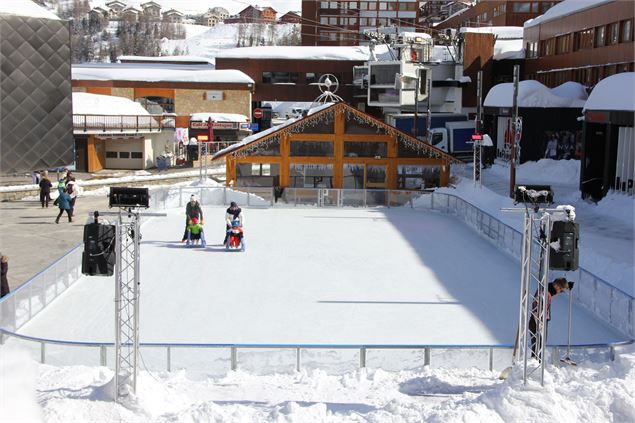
top-left (253, 108), bottom-right (263, 119)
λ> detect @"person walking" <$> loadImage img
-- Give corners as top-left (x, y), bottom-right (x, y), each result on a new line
top-left (1, 254), bottom-right (9, 298)
top-left (66, 176), bottom-right (79, 217)
top-left (181, 195), bottom-right (204, 242)
top-left (39, 170), bottom-right (53, 208)
top-left (55, 185), bottom-right (73, 224)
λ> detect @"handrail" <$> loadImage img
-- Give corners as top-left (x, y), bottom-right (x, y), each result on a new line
top-left (72, 113), bottom-right (170, 133)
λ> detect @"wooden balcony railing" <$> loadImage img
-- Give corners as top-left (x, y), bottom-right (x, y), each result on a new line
top-left (73, 114), bottom-right (175, 133)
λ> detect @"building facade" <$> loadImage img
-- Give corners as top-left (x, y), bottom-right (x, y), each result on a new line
top-left (523, 1), bottom-right (634, 88)
top-left (301, 0), bottom-right (422, 46)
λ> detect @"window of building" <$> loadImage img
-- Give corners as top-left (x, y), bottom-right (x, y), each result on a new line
top-left (399, 2), bottom-right (415, 11)
top-left (556, 34), bottom-right (570, 54)
top-left (541, 38), bottom-right (555, 56)
top-left (526, 41), bottom-right (538, 58)
top-left (595, 25), bottom-right (606, 47)
top-left (344, 141), bottom-right (387, 157)
top-left (512, 2), bottom-right (530, 13)
top-left (621, 19), bottom-right (633, 42)
top-left (320, 17), bottom-right (328, 24)
top-left (289, 164), bottom-right (333, 188)
top-left (290, 141), bottom-right (334, 156)
top-left (387, 2), bottom-right (398, 11)
top-left (500, 3), bottom-right (506, 13)
top-left (262, 71), bottom-right (272, 83)
top-left (236, 163), bottom-right (280, 187)
top-left (119, 152), bottom-right (130, 159)
top-left (609, 22), bottom-right (620, 44)
top-left (348, 2), bottom-right (358, 10)
top-left (131, 152), bottom-right (143, 159)
top-left (305, 72), bottom-right (320, 83)
top-left (134, 96), bottom-right (174, 114)
top-left (329, 1), bottom-right (338, 8)
top-left (531, 2), bottom-right (540, 12)
top-left (106, 151), bottom-right (118, 158)
top-left (320, 1), bottom-right (329, 8)
top-left (575, 28), bottom-right (594, 50)
top-left (329, 16), bottom-right (337, 24)
top-left (378, 2), bottom-right (387, 11)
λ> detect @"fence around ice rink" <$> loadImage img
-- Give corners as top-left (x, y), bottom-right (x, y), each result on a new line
top-left (1, 187), bottom-right (633, 376)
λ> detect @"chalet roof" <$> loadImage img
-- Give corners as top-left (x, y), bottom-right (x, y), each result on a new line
top-left (105, 0), bottom-right (126, 7)
top-left (211, 102), bottom-right (461, 164)
top-left (162, 8), bottom-right (184, 16)
top-left (140, 1), bottom-right (161, 8)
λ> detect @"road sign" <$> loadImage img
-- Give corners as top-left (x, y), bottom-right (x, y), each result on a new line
top-left (250, 123), bottom-right (259, 131)
top-left (253, 108), bottom-right (263, 119)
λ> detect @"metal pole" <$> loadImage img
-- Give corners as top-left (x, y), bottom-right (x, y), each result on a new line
top-left (509, 65), bottom-right (520, 198)
top-left (426, 77), bottom-right (432, 142)
top-left (198, 141), bottom-right (202, 184)
top-left (413, 76), bottom-right (418, 139)
top-left (474, 71), bottom-right (483, 186)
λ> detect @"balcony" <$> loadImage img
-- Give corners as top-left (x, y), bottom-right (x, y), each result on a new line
top-left (72, 114), bottom-right (174, 134)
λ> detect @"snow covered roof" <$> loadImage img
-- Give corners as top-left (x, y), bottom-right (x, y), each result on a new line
top-left (493, 40), bottom-right (524, 60)
top-left (583, 72), bottom-right (635, 112)
top-left (524, 0), bottom-right (614, 28)
top-left (0, 0), bottom-right (61, 20)
top-left (72, 63), bottom-right (253, 84)
top-left (72, 92), bottom-right (150, 115)
top-left (118, 55), bottom-right (215, 65)
top-left (190, 113), bottom-right (249, 122)
top-left (484, 80), bottom-right (587, 108)
top-left (461, 26), bottom-right (524, 39)
top-left (216, 45), bottom-right (393, 61)
top-left (551, 81), bottom-right (589, 101)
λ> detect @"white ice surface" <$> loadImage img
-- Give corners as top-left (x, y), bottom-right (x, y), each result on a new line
top-left (19, 206), bottom-right (625, 346)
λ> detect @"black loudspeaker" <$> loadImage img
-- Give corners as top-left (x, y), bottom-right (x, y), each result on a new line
top-left (82, 223), bottom-right (116, 276)
top-left (109, 187), bottom-right (150, 208)
top-left (549, 221), bottom-right (579, 271)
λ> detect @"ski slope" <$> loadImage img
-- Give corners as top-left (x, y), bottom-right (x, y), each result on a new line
top-left (19, 206), bottom-right (625, 346)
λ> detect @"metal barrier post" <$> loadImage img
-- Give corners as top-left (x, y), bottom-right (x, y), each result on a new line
top-left (360, 347), bottom-right (367, 368)
top-left (231, 347), bottom-right (237, 371)
top-left (424, 347), bottom-right (430, 366)
top-left (489, 348), bottom-right (494, 371)
top-left (100, 346), bottom-right (107, 366)
top-left (167, 346), bottom-right (171, 372)
top-left (40, 342), bottom-right (46, 364)
top-left (178, 187), bottom-right (182, 208)
top-left (610, 346), bottom-right (615, 361)
top-left (223, 187), bottom-right (227, 205)
top-left (296, 348), bottom-right (301, 372)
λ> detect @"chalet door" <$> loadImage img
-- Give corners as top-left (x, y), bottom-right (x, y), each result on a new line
top-left (74, 137), bottom-right (87, 172)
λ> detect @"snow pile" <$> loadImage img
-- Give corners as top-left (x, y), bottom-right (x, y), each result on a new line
top-left (117, 54), bottom-right (215, 65)
top-left (0, 0), bottom-right (60, 20)
top-left (2, 343), bottom-right (633, 422)
top-left (461, 26), bottom-right (524, 39)
top-left (551, 81), bottom-right (589, 101)
top-left (484, 80), bottom-right (586, 108)
top-left (493, 39), bottom-right (524, 60)
top-left (525, 0), bottom-right (614, 28)
top-left (583, 72), bottom-right (635, 112)
top-left (72, 92), bottom-right (150, 116)
top-left (190, 112), bottom-right (249, 122)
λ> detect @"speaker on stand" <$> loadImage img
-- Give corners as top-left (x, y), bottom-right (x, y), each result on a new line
top-left (549, 220), bottom-right (579, 271)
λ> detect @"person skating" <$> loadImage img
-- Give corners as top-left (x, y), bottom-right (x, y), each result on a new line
top-left (66, 176), bottom-right (79, 216)
top-left (223, 201), bottom-right (243, 245)
top-left (182, 195), bottom-right (204, 242)
top-left (528, 277), bottom-right (569, 359)
top-left (185, 217), bottom-right (206, 246)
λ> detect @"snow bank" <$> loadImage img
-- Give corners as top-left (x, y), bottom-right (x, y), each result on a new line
top-left (3, 343), bottom-right (633, 422)
top-left (493, 39), bottom-right (524, 60)
top-left (0, 0), bottom-right (60, 20)
top-left (583, 72), bottom-right (635, 112)
top-left (484, 80), bottom-right (586, 108)
top-left (461, 26), bottom-right (524, 39)
top-left (72, 92), bottom-right (150, 116)
top-left (551, 81), bottom-right (588, 101)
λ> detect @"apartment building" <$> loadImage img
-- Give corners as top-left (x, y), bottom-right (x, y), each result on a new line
top-left (301, 0), bottom-right (421, 46)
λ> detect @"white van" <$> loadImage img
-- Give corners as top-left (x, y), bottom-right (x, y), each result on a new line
top-left (286, 108), bottom-right (307, 119)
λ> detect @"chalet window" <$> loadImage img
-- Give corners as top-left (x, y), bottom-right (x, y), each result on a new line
top-left (512, 2), bottom-right (530, 13)
top-left (344, 141), bottom-right (387, 157)
top-left (556, 34), bottom-right (570, 54)
top-left (289, 164), bottom-right (333, 188)
top-left (135, 96), bottom-right (174, 114)
top-left (345, 119), bottom-right (379, 134)
top-left (235, 163), bottom-right (280, 187)
top-left (119, 152), bottom-right (130, 159)
top-left (575, 29), bottom-right (594, 50)
top-left (329, 17), bottom-right (337, 25)
top-left (306, 72), bottom-right (320, 83)
top-left (262, 72), bottom-right (272, 83)
top-left (397, 165), bottom-right (440, 189)
top-left (609, 22), bottom-right (619, 44)
top-left (290, 141), bottom-right (334, 157)
top-left (320, 1), bottom-right (329, 8)
top-left (387, 2), bottom-right (398, 11)
top-left (595, 25), bottom-right (606, 47)
top-left (531, 2), bottom-right (540, 12)
top-left (526, 41), bottom-right (538, 58)
top-left (621, 20), bottom-right (632, 42)
top-left (342, 164), bottom-right (365, 189)
top-left (320, 17), bottom-right (328, 24)
top-left (348, 2), bottom-right (358, 10)
top-left (245, 139), bottom-right (280, 156)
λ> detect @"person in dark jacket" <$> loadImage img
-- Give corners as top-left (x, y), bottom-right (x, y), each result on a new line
top-left (55, 185), bottom-right (73, 224)
top-left (39, 170), bottom-right (53, 208)
top-left (1, 254), bottom-right (9, 298)
top-left (529, 277), bottom-right (569, 359)
top-left (223, 201), bottom-right (244, 245)
top-left (181, 195), bottom-right (204, 242)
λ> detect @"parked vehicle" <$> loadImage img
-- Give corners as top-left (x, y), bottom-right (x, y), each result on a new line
top-left (428, 120), bottom-right (476, 157)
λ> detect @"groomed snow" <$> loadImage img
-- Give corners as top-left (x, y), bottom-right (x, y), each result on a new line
top-left (484, 80), bottom-right (586, 108)
top-left (72, 63), bottom-right (254, 84)
top-left (583, 72), bottom-right (635, 112)
top-left (72, 92), bottom-right (150, 116)
top-left (0, 0), bottom-right (60, 20)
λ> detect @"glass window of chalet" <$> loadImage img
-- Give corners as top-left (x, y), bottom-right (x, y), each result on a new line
top-left (595, 26), bottom-right (606, 47)
top-left (262, 72), bottom-right (272, 83)
top-left (344, 141), bottom-right (387, 157)
top-left (320, 17), bottom-right (328, 24)
top-left (621, 20), bottom-right (632, 43)
top-left (300, 118), bottom-right (333, 134)
top-left (342, 164), bottom-right (364, 189)
top-left (290, 140), bottom-right (334, 156)
top-left (397, 165), bottom-right (440, 189)
top-left (289, 164), bottom-right (333, 188)
top-left (344, 118), bottom-right (380, 134)
top-left (512, 2), bottom-right (530, 13)
top-left (236, 163), bottom-right (280, 187)
top-left (245, 138), bottom-right (280, 156)
top-left (306, 72), bottom-right (320, 84)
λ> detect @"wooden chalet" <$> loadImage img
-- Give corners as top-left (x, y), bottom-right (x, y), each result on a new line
top-left (212, 102), bottom-right (460, 190)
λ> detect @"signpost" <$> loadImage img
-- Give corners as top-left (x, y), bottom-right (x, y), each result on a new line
top-left (253, 108), bottom-right (263, 119)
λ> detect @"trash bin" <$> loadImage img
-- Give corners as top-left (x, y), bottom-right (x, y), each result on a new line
top-left (156, 156), bottom-right (168, 171)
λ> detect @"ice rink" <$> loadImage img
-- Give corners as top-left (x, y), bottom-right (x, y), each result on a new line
top-left (19, 206), bottom-right (625, 346)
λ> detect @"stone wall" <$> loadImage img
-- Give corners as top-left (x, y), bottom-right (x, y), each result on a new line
top-left (175, 89), bottom-right (251, 118)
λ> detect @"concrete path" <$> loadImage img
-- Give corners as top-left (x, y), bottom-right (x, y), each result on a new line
top-left (0, 195), bottom-right (109, 291)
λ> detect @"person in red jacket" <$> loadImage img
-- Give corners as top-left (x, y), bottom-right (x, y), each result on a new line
top-left (529, 277), bottom-right (569, 359)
